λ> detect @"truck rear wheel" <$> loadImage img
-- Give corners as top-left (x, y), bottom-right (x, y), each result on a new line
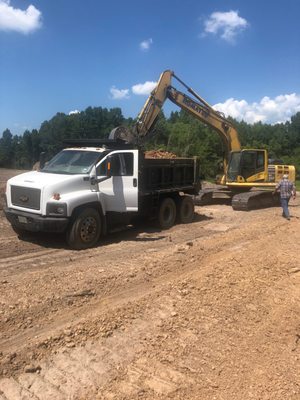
top-left (66, 208), bottom-right (101, 250)
top-left (177, 195), bottom-right (194, 223)
top-left (158, 197), bottom-right (176, 229)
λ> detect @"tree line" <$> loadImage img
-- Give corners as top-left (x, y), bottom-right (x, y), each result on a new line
top-left (1, 106), bottom-right (300, 179)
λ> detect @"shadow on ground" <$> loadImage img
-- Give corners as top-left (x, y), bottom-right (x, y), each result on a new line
top-left (14, 211), bottom-right (214, 250)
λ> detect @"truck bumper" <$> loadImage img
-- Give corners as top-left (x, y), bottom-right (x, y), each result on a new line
top-left (4, 208), bottom-right (69, 233)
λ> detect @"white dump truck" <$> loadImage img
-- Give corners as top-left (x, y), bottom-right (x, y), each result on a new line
top-left (4, 139), bottom-right (200, 249)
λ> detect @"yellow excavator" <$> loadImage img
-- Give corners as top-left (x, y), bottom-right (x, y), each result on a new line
top-left (110, 70), bottom-right (295, 211)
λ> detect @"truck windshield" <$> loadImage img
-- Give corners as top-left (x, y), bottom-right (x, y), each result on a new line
top-left (42, 150), bottom-right (103, 175)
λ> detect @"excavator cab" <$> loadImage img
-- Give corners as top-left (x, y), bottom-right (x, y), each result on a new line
top-left (227, 150), bottom-right (267, 183)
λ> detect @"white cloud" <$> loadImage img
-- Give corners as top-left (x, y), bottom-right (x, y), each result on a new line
top-left (213, 93), bottom-right (300, 124)
top-left (203, 10), bottom-right (248, 43)
top-left (69, 110), bottom-right (80, 115)
top-left (0, 0), bottom-right (42, 34)
top-left (13, 122), bottom-right (31, 130)
top-left (110, 86), bottom-right (130, 100)
top-left (132, 81), bottom-right (157, 95)
top-left (139, 38), bottom-right (153, 51)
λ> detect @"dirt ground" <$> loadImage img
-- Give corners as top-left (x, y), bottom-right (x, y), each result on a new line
top-left (0, 168), bottom-right (300, 400)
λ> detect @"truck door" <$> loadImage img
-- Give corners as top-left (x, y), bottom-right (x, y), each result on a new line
top-left (95, 150), bottom-right (138, 212)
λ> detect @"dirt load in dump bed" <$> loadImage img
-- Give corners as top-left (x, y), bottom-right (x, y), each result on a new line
top-left (144, 150), bottom-right (177, 158)
top-left (0, 167), bottom-right (299, 400)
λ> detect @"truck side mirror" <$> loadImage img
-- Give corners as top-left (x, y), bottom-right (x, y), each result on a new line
top-left (106, 155), bottom-right (113, 177)
top-left (106, 154), bottom-right (119, 177)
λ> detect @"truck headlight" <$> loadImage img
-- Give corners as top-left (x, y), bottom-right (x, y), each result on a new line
top-left (46, 202), bottom-right (67, 216)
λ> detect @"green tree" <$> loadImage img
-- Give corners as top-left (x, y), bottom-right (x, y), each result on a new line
top-left (0, 129), bottom-right (14, 167)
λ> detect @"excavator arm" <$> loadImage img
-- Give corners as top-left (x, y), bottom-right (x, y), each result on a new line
top-left (165, 83), bottom-right (241, 170)
top-left (134, 70), bottom-right (173, 138)
top-left (109, 70), bottom-right (173, 144)
top-left (129, 70), bottom-right (241, 172)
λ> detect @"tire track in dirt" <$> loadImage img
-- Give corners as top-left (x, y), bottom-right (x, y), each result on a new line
top-left (0, 214), bottom-right (218, 275)
top-left (0, 244), bottom-right (210, 357)
top-left (0, 288), bottom-right (195, 400)
top-left (0, 250), bottom-right (66, 270)
top-left (0, 207), bottom-right (278, 359)
top-left (0, 216), bottom-right (240, 397)
top-left (0, 213), bottom-right (288, 399)
top-left (1, 216), bottom-right (299, 400)
top-left (1, 190), bottom-right (299, 400)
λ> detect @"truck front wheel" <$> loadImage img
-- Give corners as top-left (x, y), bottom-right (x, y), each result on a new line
top-left (66, 208), bottom-right (101, 250)
top-left (158, 197), bottom-right (176, 229)
top-left (177, 195), bottom-right (194, 223)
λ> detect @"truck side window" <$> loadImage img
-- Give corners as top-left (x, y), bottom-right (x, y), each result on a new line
top-left (96, 153), bottom-right (133, 176)
top-left (122, 153), bottom-right (133, 176)
top-left (111, 153), bottom-right (133, 176)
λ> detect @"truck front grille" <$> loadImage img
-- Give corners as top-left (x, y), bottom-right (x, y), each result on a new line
top-left (11, 186), bottom-right (41, 210)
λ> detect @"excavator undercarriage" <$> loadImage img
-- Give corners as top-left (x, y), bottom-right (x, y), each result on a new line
top-left (195, 186), bottom-right (281, 211)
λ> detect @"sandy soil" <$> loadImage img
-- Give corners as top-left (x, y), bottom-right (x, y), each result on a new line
top-left (0, 168), bottom-right (299, 400)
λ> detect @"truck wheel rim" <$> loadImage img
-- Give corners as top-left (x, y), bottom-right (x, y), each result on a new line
top-left (80, 216), bottom-right (97, 243)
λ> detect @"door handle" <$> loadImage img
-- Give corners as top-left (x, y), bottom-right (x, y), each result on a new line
top-left (133, 178), bottom-right (137, 187)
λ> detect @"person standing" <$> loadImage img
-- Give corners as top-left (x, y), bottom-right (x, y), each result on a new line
top-left (274, 174), bottom-right (296, 220)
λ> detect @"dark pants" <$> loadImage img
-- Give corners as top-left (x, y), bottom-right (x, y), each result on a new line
top-left (281, 197), bottom-right (291, 218)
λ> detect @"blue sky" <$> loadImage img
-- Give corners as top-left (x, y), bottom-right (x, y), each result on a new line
top-left (0, 0), bottom-right (300, 135)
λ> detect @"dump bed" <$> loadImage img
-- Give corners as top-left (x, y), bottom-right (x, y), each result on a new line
top-left (139, 155), bottom-right (200, 195)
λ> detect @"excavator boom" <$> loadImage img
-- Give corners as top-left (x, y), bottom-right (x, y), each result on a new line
top-left (166, 85), bottom-right (241, 162)
top-left (135, 70), bottom-right (241, 153)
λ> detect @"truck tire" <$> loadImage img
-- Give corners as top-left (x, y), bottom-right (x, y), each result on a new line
top-left (177, 195), bottom-right (194, 224)
top-left (158, 197), bottom-right (176, 229)
top-left (66, 208), bottom-right (101, 250)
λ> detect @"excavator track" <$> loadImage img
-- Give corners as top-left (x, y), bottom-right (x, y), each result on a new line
top-left (194, 188), bottom-right (281, 211)
top-left (231, 190), bottom-right (280, 211)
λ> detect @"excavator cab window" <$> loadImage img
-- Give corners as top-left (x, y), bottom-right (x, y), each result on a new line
top-left (240, 152), bottom-right (256, 179)
top-left (228, 150), bottom-right (266, 181)
top-left (240, 150), bottom-right (265, 179)
top-left (256, 152), bottom-right (264, 169)
top-left (227, 152), bottom-right (241, 180)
